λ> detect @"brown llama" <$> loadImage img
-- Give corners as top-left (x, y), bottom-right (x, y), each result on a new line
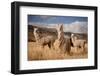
top-left (54, 24), bottom-right (71, 54)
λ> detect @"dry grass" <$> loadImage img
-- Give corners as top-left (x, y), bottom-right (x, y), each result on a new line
top-left (28, 42), bottom-right (88, 61)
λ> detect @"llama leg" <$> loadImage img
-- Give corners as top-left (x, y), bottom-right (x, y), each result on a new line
top-left (67, 46), bottom-right (71, 55)
top-left (81, 46), bottom-right (85, 54)
top-left (51, 41), bottom-right (55, 50)
top-left (48, 43), bottom-right (51, 49)
top-left (75, 47), bottom-right (78, 53)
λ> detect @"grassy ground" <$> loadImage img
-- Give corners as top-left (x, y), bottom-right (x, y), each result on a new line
top-left (28, 42), bottom-right (88, 61)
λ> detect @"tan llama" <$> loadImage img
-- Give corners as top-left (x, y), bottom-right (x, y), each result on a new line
top-left (33, 28), bottom-right (55, 49)
top-left (54, 24), bottom-right (71, 54)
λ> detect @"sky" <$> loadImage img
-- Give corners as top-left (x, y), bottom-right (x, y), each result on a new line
top-left (28, 15), bottom-right (87, 25)
top-left (28, 15), bottom-right (88, 33)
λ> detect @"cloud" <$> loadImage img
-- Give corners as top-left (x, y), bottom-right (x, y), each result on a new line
top-left (39, 16), bottom-right (51, 19)
top-left (39, 16), bottom-right (57, 20)
top-left (64, 21), bottom-right (88, 33)
top-left (28, 21), bottom-right (88, 33)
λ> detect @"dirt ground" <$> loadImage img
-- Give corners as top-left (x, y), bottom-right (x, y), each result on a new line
top-left (28, 42), bottom-right (88, 61)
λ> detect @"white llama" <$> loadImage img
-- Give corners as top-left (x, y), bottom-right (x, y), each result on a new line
top-left (71, 34), bottom-right (86, 53)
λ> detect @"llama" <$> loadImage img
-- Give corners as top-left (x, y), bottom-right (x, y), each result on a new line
top-left (71, 34), bottom-right (86, 53)
top-left (33, 28), bottom-right (55, 49)
top-left (54, 24), bottom-right (71, 54)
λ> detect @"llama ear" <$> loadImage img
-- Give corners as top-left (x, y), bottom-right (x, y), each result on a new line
top-left (58, 24), bottom-right (62, 28)
top-left (61, 24), bottom-right (63, 27)
top-left (56, 24), bottom-right (63, 31)
top-left (59, 24), bottom-right (63, 31)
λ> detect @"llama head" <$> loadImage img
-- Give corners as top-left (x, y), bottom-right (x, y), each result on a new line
top-left (33, 28), bottom-right (38, 34)
top-left (71, 34), bottom-right (74, 38)
top-left (56, 24), bottom-right (63, 32)
top-left (34, 28), bottom-right (38, 32)
top-left (71, 34), bottom-right (78, 41)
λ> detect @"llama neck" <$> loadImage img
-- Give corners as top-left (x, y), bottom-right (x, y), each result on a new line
top-left (57, 31), bottom-right (64, 41)
top-left (34, 31), bottom-right (40, 41)
top-left (71, 37), bottom-right (75, 43)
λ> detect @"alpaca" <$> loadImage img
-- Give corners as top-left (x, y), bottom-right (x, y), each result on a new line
top-left (33, 28), bottom-right (55, 49)
top-left (54, 24), bottom-right (71, 54)
top-left (71, 34), bottom-right (86, 53)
